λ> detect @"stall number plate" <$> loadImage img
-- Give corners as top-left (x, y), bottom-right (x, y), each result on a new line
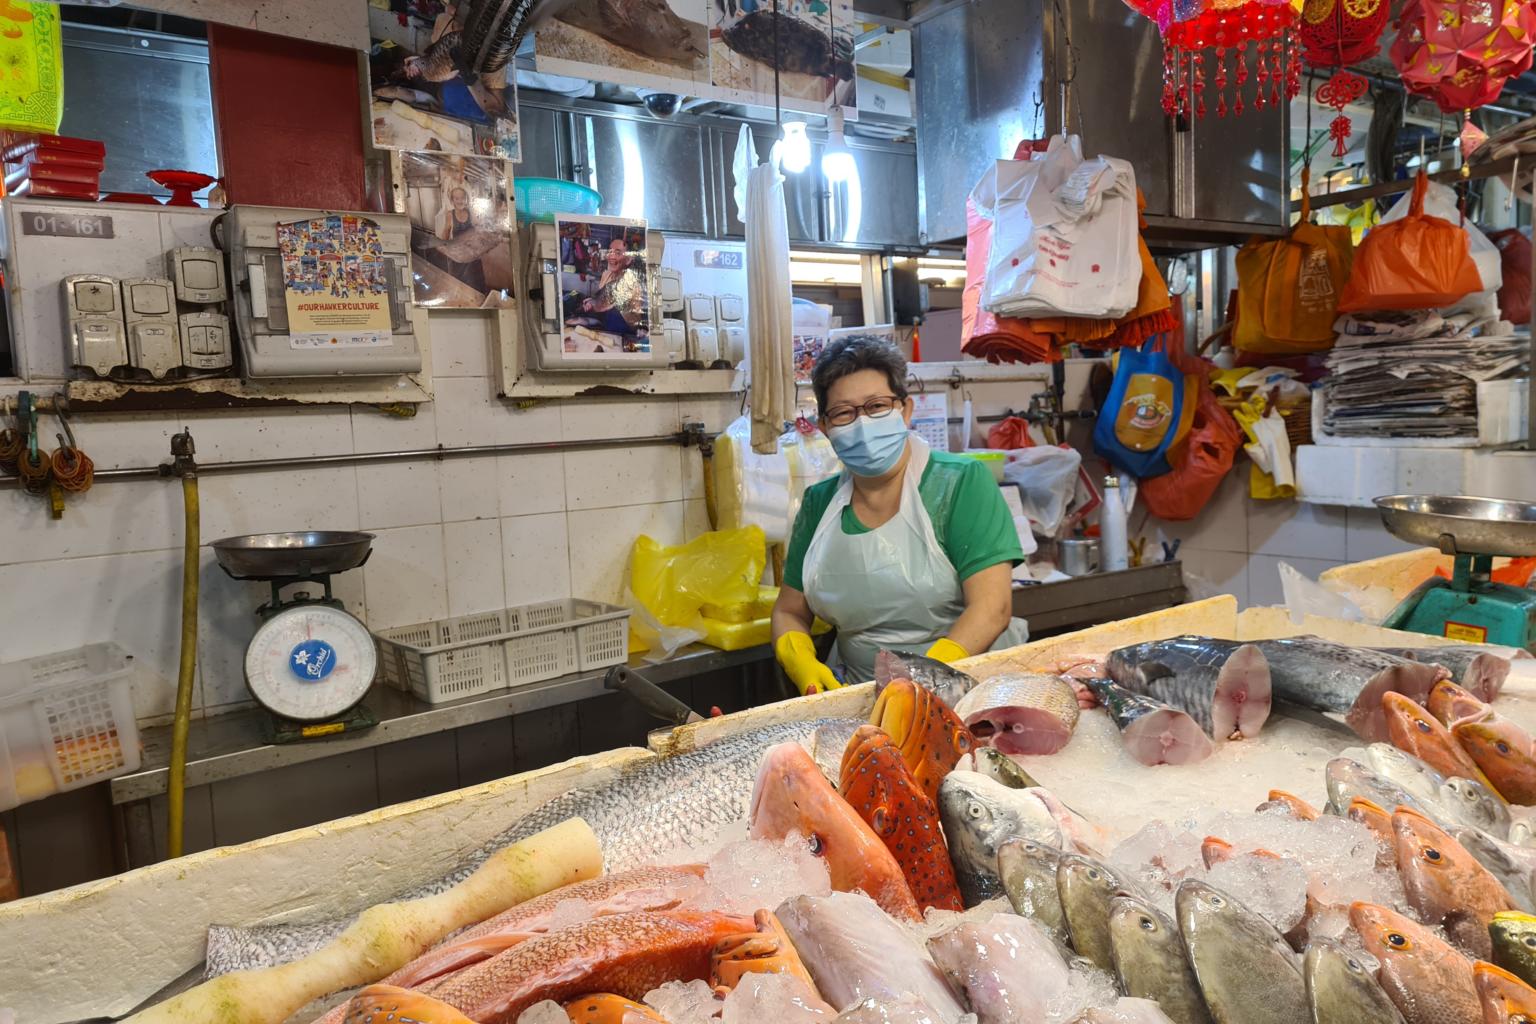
top-left (22, 212), bottom-right (114, 239)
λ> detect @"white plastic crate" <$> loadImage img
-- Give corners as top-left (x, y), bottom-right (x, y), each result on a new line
top-left (372, 600), bottom-right (630, 703)
top-left (0, 644), bottom-right (141, 812)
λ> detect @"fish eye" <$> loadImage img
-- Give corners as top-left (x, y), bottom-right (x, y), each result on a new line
top-left (1139, 915), bottom-right (1156, 931)
top-left (1087, 868), bottom-right (1102, 881)
top-left (1423, 848), bottom-right (1442, 862)
top-left (1387, 932), bottom-right (1408, 948)
top-left (1209, 894), bottom-right (1226, 908)
top-left (807, 833), bottom-right (824, 855)
top-left (1415, 720), bottom-right (1432, 733)
top-left (968, 802), bottom-right (984, 819)
top-left (1499, 741), bottom-right (1513, 755)
top-left (1524, 936), bottom-right (1536, 949)
top-left (1346, 957), bottom-right (1364, 973)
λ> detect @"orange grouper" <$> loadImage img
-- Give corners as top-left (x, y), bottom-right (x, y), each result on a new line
top-left (870, 678), bottom-right (974, 803)
top-left (838, 724), bottom-right (964, 913)
top-left (749, 741), bottom-right (922, 921)
top-left (563, 994), bottom-right (672, 1023)
top-left (412, 910), bottom-right (752, 1024)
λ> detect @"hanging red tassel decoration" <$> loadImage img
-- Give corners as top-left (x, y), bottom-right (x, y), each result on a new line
top-left (1316, 69), bottom-right (1367, 158)
top-left (1126, 1), bottom-right (1299, 120)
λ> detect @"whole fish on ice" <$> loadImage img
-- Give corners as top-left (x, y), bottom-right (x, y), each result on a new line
top-left (1258, 789), bottom-right (1321, 820)
top-left (1351, 901), bottom-right (1480, 1024)
top-left (952, 674), bottom-right (1080, 756)
top-left (958, 746), bottom-right (1042, 790)
top-left (1490, 910), bottom-right (1536, 989)
top-left (776, 891), bottom-right (967, 1022)
top-left (1362, 743), bottom-right (1508, 835)
top-left (1059, 852), bottom-right (1143, 976)
top-left (1391, 805), bottom-right (1513, 959)
top-left (205, 718), bottom-right (853, 975)
top-left (1251, 637), bottom-right (1447, 743)
top-left (413, 909), bottom-right (751, 1023)
top-left (998, 838), bottom-right (1070, 947)
top-left (1426, 679), bottom-right (1495, 729)
top-left (1382, 691), bottom-right (1488, 783)
top-left (872, 680), bottom-right (975, 803)
top-left (1107, 893), bottom-right (1212, 1024)
top-left (926, 911), bottom-right (1073, 1023)
top-left (1085, 678), bottom-right (1214, 765)
top-left (1106, 637), bottom-right (1271, 740)
top-left (1457, 717), bottom-right (1536, 805)
top-left (1475, 960), bottom-right (1536, 1024)
top-left (1177, 879), bottom-right (1306, 1024)
top-left (1347, 798), bottom-right (1398, 866)
top-left (1325, 757), bottom-right (1427, 820)
top-left (1302, 938), bottom-right (1405, 1024)
top-left (838, 725), bottom-right (963, 913)
top-left (1371, 645), bottom-right (1514, 701)
top-left (750, 741), bottom-right (921, 921)
top-left (874, 650), bottom-right (978, 709)
top-left (938, 771), bottom-right (1063, 906)
top-left (1447, 826), bottom-right (1536, 913)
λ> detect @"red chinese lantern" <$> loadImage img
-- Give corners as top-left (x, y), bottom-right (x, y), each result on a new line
top-left (1298, 0), bottom-right (1389, 156)
top-left (1391, 0), bottom-right (1536, 114)
top-left (1124, 0), bottom-right (1303, 119)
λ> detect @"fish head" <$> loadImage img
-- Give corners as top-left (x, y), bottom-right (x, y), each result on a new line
top-left (998, 836), bottom-right (1061, 890)
top-left (1200, 836), bottom-right (1235, 868)
top-left (1428, 679), bottom-right (1490, 728)
top-left (1441, 775), bottom-right (1510, 833)
top-left (1350, 901), bottom-right (1464, 979)
top-left (1176, 879), bottom-right (1296, 965)
top-left (973, 745), bottom-right (1039, 789)
top-left (1327, 757), bottom-right (1394, 814)
top-left (1382, 691), bottom-right (1454, 753)
top-left (1303, 938), bottom-right (1388, 1015)
top-left (1390, 805), bottom-right (1481, 918)
top-left (1346, 796), bottom-right (1395, 847)
top-left (1367, 741), bottom-right (1446, 791)
top-left (750, 741), bottom-right (863, 865)
top-left (875, 650), bottom-right (976, 704)
top-left (872, 680), bottom-right (974, 770)
top-left (1491, 911), bottom-right (1536, 976)
top-left (563, 994), bottom-right (672, 1024)
top-left (344, 985), bottom-right (480, 1024)
top-left (939, 772), bottom-right (1058, 881)
top-left (1059, 853), bottom-right (1135, 916)
top-left (1476, 961), bottom-right (1536, 1023)
top-left (1107, 892), bottom-right (1177, 952)
top-left (1261, 789), bottom-right (1320, 821)
top-left (1457, 719), bottom-right (1536, 788)
top-left (838, 725), bottom-right (920, 839)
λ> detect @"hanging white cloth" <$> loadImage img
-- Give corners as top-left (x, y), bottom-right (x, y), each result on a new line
top-left (737, 123), bottom-right (795, 454)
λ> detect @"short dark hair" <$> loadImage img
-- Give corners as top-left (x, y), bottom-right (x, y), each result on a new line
top-left (812, 334), bottom-right (909, 417)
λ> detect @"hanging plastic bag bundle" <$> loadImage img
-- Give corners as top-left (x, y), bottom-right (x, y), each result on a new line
top-left (1337, 171), bottom-right (1483, 312)
top-left (1233, 167), bottom-right (1354, 354)
top-left (1091, 335), bottom-right (1197, 480)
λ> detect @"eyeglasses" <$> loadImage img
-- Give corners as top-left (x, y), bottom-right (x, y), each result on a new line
top-left (822, 395), bottom-right (901, 428)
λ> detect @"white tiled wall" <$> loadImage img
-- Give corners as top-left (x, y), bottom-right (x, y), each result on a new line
top-left (0, 313), bottom-right (738, 727)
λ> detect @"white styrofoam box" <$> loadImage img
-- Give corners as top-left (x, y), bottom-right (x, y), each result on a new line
top-left (2, 199), bottom-right (221, 381)
top-left (501, 512), bottom-right (571, 608)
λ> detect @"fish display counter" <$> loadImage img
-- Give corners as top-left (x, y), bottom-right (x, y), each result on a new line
top-left (5, 594), bottom-right (1536, 1023)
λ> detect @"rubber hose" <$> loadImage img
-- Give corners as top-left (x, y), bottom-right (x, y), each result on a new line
top-left (166, 474), bottom-right (199, 858)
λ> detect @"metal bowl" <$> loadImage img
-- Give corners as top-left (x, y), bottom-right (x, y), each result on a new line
top-left (1374, 495), bottom-right (1536, 557)
top-left (211, 531), bottom-right (375, 580)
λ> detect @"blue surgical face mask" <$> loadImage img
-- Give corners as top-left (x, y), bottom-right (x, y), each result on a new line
top-left (826, 411), bottom-right (909, 477)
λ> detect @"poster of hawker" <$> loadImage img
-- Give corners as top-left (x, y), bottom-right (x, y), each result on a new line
top-left (278, 215), bottom-right (394, 349)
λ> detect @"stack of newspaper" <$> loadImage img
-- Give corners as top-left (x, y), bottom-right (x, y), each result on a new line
top-left (1320, 311), bottom-right (1528, 439)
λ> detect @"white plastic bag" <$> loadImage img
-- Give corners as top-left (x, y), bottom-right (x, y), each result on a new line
top-left (1002, 446), bottom-right (1083, 535)
top-left (1279, 561), bottom-right (1367, 624)
top-left (982, 135), bottom-right (1141, 320)
top-left (1378, 179), bottom-right (1502, 307)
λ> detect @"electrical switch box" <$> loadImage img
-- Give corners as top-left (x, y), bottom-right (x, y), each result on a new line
top-left (170, 245), bottom-right (227, 304)
top-left (662, 318), bottom-right (686, 365)
top-left (657, 267), bottom-right (684, 314)
top-left (179, 310), bottom-right (232, 371)
top-left (690, 324), bottom-right (720, 365)
top-left (121, 277), bottom-right (180, 379)
top-left (61, 275), bottom-right (126, 376)
top-left (719, 325), bottom-right (746, 367)
top-left (715, 293), bottom-right (744, 325)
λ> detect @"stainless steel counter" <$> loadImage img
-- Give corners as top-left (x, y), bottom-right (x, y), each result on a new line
top-left (111, 643), bottom-right (773, 806)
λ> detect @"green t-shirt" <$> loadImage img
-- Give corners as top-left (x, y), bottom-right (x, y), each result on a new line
top-left (783, 450), bottom-right (1025, 592)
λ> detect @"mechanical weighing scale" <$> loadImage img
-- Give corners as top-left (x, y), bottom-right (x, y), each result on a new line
top-left (211, 531), bottom-right (381, 743)
top-left (1376, 495), bottom-right (1536, 650)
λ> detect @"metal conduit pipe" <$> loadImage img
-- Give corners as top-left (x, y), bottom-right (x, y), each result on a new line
top-left (0, 427), bottom-right (705, 485)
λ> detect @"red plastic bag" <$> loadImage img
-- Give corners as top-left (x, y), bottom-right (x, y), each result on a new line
top-left (1490, 228), bottom-right (1532, 326)
top-left (1338, 171), bottom-right (1483, 312)
top-left (1140, 374), bottom-right (1242, 521)
top-left (987, 416), bottom-right (1035, 450)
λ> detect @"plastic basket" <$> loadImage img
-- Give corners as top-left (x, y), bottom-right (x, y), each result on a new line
top-left (0, 644), bottom-right (141, 812)
top-left (372, 600), bottom-right (631, 703)
top-left (514, 176), bottom-right (602, 223)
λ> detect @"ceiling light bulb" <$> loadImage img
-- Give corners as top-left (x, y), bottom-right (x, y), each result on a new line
top-left (781, 121), bottom-right (811, 174)
top-left (822, 113), bottom-right (855, 183)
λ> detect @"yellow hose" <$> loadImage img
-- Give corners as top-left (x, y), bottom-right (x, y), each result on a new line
top-left (167, 473), bottom-right (199, 858)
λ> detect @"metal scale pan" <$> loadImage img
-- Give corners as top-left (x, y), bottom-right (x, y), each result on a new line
top-left (1374, 495), bottom-right (1536, 557)
top-left (211, 530), bottom-right (375, 581)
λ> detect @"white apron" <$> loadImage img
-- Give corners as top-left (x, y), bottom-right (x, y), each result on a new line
top-left (801, 435), bottom-right (1028, 681)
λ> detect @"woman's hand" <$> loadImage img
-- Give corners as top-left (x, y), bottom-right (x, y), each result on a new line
top-left (945, 562), bottom-right (1015, 658)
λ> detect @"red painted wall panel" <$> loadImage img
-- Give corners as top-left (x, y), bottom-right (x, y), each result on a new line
top-left (207, 24), bottom-right (366, 210)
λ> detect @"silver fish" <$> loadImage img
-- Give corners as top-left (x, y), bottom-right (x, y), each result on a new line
top-left (998, 838), bottom-right (1069, 946)
top-left (812, 718), bottom-right (864, 784)
top-left (1364, 744), bottom-right (1508, 835)
top-left (927, 911), bottom-right (1072, 1023)
top-left (1303, 938), bottom-right (1406, 1024)
top-left (1106, 637), bottom-right (1271, 740)
top-left (874, 650), bottom-right (977, 709)
top-left (937, 771), bottom-right (1062, 907)
top-left (204, 717), bottom-right (856, 976)
top-left (1177, 879), bottom-right (1307, 1024)
top-left (1252, 637), bottom-right (1448, 743)
top-left (1059, 853), bottom-right (1142, 976)
top-left (777, 891), bottom-right (967, 1021)
top-left (1441, 776), bottom-right (1512, 837)
top-left (1450, 826), bottom-right (1536, 914)
top-left (1370, 646), bottom-right (1512, 702)
top-left (1325, 757), bottom-right (1429, 820)
top-left (1108, 893), bottom-right (1213, 1024)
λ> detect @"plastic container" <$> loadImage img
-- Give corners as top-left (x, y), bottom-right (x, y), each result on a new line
top-left (514, 177), bottom-right (602, 223)
top-left (374, 599), bottom-right (631, 703)
top-left (960, 449), bottom-right (1008, 483)
top-left (1101, 476), bottom-right (1129, 572)
top-left (0, 644), bottom-right (141, 812)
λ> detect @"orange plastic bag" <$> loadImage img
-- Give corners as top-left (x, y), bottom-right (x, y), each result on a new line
top-left (1140, 372), bottom-right (1242, 521)
top-left (1234, 168), bottom-right (1353, 353)
top-left (1434, 556), bottom-right (1536, 588)
top-left (1338, 171), bottom-right (1483, 313)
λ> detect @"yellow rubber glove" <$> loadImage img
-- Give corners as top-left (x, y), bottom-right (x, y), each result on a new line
top-left (925, 637), bottom-right (970, 664)
top-left (775, 630), bottom-right (840, 695)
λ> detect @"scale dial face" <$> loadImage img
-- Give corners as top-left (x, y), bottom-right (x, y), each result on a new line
top-left (245, 604), bottom-right (376, 722)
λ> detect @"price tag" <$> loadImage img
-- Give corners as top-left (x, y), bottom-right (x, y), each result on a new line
top-left (22, 211), bottom-right (114, 239)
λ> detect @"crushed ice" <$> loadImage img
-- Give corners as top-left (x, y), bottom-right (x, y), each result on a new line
top-left (696, 833), bottom-right (832, 915)
top-left (644, 979), bottom-right (720, 1024)
top-left (720, 971), bottom-right (833, 1024)
top-left (515, 1001), bottom-right (571, 1024)
top-left (833, 995), bottom-right (979, 1023)
top-left (1045, 962), bottom-right (1120, 1024)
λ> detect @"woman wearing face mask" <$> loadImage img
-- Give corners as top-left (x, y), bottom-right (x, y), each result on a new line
top-left (770, 335), bottom-right (1028, 693)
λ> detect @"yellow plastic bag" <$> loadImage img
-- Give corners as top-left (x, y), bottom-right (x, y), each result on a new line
top-left (627, 526), bottom-right (767, 655)
top-left (0, 3), bottom-right (62, 135)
